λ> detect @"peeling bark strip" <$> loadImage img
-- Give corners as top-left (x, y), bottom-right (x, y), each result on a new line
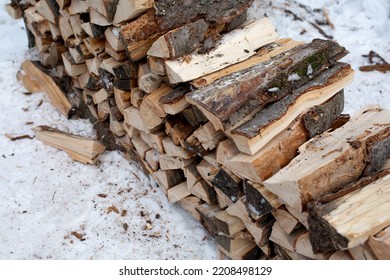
top-left (230, 62), bottom-right (353, 155)
top-left (211, 168), bottom-right (243, 202)
top-left (154, 0), bottom-right (253, 31)
top-left (263, 106), bottom-right (390, 212)
top-left (308, 172), bottom-right (390, 254)
top-left (186, 39), bottom-right (348, 132)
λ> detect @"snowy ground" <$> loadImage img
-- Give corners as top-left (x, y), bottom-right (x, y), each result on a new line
top-left (0, 0), bottom-right (389, 260)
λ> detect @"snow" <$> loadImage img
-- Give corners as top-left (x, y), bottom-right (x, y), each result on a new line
top-left (0, 0), bottom-right (389, 260)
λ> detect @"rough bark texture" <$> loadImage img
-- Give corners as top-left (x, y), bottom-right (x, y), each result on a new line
top-left (211, 169), bottom-right (243, 203)
top-left (154, 0), bottom-right (253, 31)
top-left (232, 63), bottom-right (350, 138)
top-left (244, 181), bottom-right (275, 217)
top-left (186, 39), bottom-right (348, 131)
top-left (363, 127), bottom-right (390, 175)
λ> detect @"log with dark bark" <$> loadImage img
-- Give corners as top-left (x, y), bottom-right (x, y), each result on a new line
top-left (154, 0), bottom-right (253, 31)
top-left (230, 62), bottom-right (353, 155)
top-left (186, 39), bottom-right (349, 132)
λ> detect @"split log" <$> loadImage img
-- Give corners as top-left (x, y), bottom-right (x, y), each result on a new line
top-left (308, 171), bottom-right (390, 254)
top-left (294, 231), bottom-right (329, 260)
top-left (230, 62), bottom-right (354, 155)
top-left (162, 137), bottom-right (194, 159)
top-left (190, 180), bottom-right (217, 205)
top-left (33, 125), bottom-right (105, 164)
top-left (153, 0), bottom-right (253, 31)
top-left (214, 210), bottom-right (246, 237)
top-left (165, 18), bottom-right (277, 84)
top-left (269, 222), bottom-right (305, 252)
top-left (368, 226), bottom-right (390, 260)
top-left (21, 60), bottom-right (73, 117)
top-left (167, 182), bottom-right (191, 203)
top-left (147, 19), bottom-right (224, 59)
top-left (159, 84), bottom-right (191, 115)
top-left (186, 39), bottom-right (348, 132)
top-left (211, 168), bottom-right (243, 203)
top-left (177, 196), bottom-right (203, 221)
top-left (152, 169), bottom-right (185, 191)
top-left (348, 244), bottom-right (377, 260)
top-left (113, 0), bottom-right (154, 25)
top-left (244, 181), bottom-right (282, 218)
top-left (145, 149), bottom-right (160, 171)
top-left (264, 106), bottom-right (390, 212)
top-left (225, 91), bottom-right (345, 183)
top-left (87, 0), bottom-right (119, 22)
top-left (273, 207), bottom-right (300, 235)
top-left (119, 10), bottom-right (163, 61)
top-left (191, 38), bottom-right (303, 88)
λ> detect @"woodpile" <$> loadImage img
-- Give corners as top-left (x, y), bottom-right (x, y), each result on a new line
top-left (7, 0), bottom-right (390, 260)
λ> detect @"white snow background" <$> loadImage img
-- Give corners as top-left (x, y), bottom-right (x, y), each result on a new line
top-left (0, 0), bottom-right (389, 259)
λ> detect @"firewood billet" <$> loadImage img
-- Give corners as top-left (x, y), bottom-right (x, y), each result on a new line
top-left (211, 168), bottom-right (243, 203)
top-left (308, 173), bottom-right (390, 254)
top-left (190, 180), bottom-right (217, 205)
top-left (119, 10), bottom-right (164, 61)
top-left (113, 0), bottom-right (153, 24)
top-left (368, 226), bottom-right (390, 260)
top-left (192, 38), bottom-right (303, 88)
top-left (87, 0), bottom-right (119, 22)
top-left (36, 0), bottom-right (59, 24)
top-left (272, 208), bottom-right (300, 235)
top-left (69, 0), bottom-right (89, 15)
top-left (33, 125), bottom-right (105, 164)
top-left (186, 39), bottom-right (348, 132)
top-left (178, 195), bottom-right (203, 221)
top-left (167, 182), bottom-right (191, 203)
top-left (159, 84), bottom-right (191, 115)
top-left (225, 91), bottom-right (345, 183)
top-left (21, 60), bottom-right (73, 117)
top-left (154, 0), bottom-right (253, 31)
top-left (147, 19), bottom-right (210, 58)
top-left (348, 244), bottom-right (377, 260)
top-left (244, 181), bottom-right (281, 218)
top-left (269, 222), bottom-right (305, 252)
top-left (145, 149), bottom-right (160, 171)
top-left (165, 18), bottom-right (277, 84)
top-left (192, 122), bottom-right (225, 151)
top-left (162, 137), bottom-right (194, 159)
top-left (5, 3), bottom-right (23, 19)
top-left (294, 231), bottom-right (329, 260)
top-left (226, 199), bottom-right (274, 247)
top-left (216, 139), bottom-right (240, 166)
top-left (152, 169), bottom-right (185, 190)
top-left (231, 63), bottom-right (354, 155)
top-left (264, 106), bottom-right (390, 212)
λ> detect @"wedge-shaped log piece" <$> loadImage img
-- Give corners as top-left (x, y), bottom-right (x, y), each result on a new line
top-left (21, 60), bottom-right (73, 117)
top-left (114, 0), bottom-right (153, 24)
top-left (225, 91), bottom-right (345, 183)
top-left (231, 62), bottom-right (354, 155)
top-left (368, 226), bottom-right (390, 260)
top-left (166, 18), bottom-right (277, 84)
top-left (167, 182), bottom-right (191, 203)
top-left (192, 38), bottom-right (303, 88)
top-left (308, 171), bottom-right (390, 254)
top-left (33, 126), bottom-right (105, 164)
top-left (211, 168), bottom-right (243, 203)
top-left (244, 181), bottom-right (282, 218)
top-left (159, 84), bottom-right (191, 115)
top-left (154, 0), bottom-right (253, 31)
top-left (264, 106), bottom-right (390, 212)
top-left (87, 0), bottom-right (119, 22)
top-left (186, 39), bottom-right (349, 132)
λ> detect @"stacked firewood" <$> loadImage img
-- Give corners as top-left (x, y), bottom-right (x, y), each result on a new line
top-left (7, 0), bottom-right (390, 260)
